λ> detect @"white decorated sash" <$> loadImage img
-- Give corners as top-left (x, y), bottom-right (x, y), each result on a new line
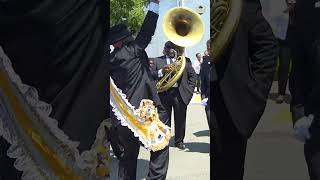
top-left (0, 47), bottom-right (110, 179)
top-left (110, 77), bottom-right (171, 152)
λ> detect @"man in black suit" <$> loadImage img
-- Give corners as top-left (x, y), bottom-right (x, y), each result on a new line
top-left (274, 0), bottom-right (295, 104)
top-left (110, 1), bottom-right (170, 179)
top-left (150, 41), bottom-right (196, 150)
top-left (201, 49), bottom-right (211, 101)
top-left (289, 0), bottom-right (320, 179)
top-left (211, 0), bottom-right (278, 179)
top-left (194, 53), bottom-right (202, 93)
top-left (201, 41), bottom-right (212, 128)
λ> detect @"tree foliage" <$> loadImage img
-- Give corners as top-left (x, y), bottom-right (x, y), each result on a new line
top-left (110, 0), bottom-right (149, 34)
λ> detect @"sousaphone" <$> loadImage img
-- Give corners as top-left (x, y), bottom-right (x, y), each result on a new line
top-left (211, 0), bottom-right (243, 62)
top-left (157, 6), bottom-right (205, 93)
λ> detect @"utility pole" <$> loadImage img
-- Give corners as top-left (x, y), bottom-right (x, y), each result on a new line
top-left (177, 0), bottom-right (183, 7)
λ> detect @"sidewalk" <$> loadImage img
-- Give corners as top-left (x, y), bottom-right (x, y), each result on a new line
top-left (244, 82), bottom-right (308, 180)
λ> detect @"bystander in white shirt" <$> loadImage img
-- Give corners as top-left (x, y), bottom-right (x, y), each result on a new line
top-left (193, 59), bottom-right (201, 75)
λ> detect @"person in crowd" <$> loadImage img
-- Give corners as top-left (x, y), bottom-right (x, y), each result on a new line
top-left (110, 1), bottom-right (171, 179)
top-left (289, 0), bottom-right (320, 179)
top-left (193, 53), bottom-right (202, 93)
top-left (201, 42), bottom-right (212, 128)
top-left (275, 0), bottom-right (295, 103)
top-left (150, 41), bottom-right (196, 150)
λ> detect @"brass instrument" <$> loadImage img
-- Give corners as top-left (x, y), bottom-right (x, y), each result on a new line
top-left (156, 49), bottom-right (186, 92)
top-left (211, 0), bottom-right (243, 62)
top-left (162, 7), bottom-right (205, 47)
top-left (158, 6), bottom-right (205, 92)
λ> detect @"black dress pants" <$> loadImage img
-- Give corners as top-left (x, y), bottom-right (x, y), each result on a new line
top-left (305, 115), bottom-right (320, 180)
top-left (108, 125), bottom-right (124, 159)
top-left (201, 71), bottom-right (210, 96)
top-left (278, 38), bottom-right (291, 95)
top-left (159, 88), bottom-right (187, 145)
top-left (289, 30), bottom-right (320, 180)
top-left (117, 106), bottom-right (170, 180)
top-left (196, 74), bottom-right (201, 92)
top-left (212, 87), bottom-right (247, 180)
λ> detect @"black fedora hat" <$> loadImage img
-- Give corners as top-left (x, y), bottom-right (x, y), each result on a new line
top-left (109, 23), bottom-right (133, 45)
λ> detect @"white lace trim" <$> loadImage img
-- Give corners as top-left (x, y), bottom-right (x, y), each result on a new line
top-left (0, 46), bottom-right (109, 179)
top-left (110, 77), bottom-right (152, 150)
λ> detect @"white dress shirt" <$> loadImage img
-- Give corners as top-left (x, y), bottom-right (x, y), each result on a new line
top-left (193, 59), bottom-right (201, 75)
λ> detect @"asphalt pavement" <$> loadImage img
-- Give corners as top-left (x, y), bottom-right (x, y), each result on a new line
top-left (110, 82), bottom-right (310, 180)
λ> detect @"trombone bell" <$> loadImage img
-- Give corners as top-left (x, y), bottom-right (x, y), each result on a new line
top-left (162, 7), bottom-right (205, 47)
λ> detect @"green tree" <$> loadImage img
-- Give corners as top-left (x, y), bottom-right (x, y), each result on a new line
top-left (110, 0), bottom-right (149, 34)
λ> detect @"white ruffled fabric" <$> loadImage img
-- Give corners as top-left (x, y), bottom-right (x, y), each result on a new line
top-left (110, 77), bottom-right (171, 151)
top-left (0, 47), bottom-right (109, 179)
top-left (110, 77), bottom-right (150, 149)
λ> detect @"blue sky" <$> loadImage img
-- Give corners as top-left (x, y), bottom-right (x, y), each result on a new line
top-left (145, 0), bottom-right (210, 63)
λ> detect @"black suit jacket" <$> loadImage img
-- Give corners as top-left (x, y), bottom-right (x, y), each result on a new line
top-left (200, 55), bottom-right (211, 98)
top-left (110, 11), bottom-right (166, 122)
top-left (151, 56), bottom-right (197, 105)
top-left (0, 0), bottom-right (107, 151)
top-left (201, 56), bottom-right (211, 74)
top-left (293, 0), bottom-right (320, 40)
top-left (213, 0), bottom-right (278, 139)
top-left (289, 0), bottom-right (320, 123)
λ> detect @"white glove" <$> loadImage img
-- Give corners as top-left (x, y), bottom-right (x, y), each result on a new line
top-left (201, 98), bottom-right (208, 106)
top-left (293, 114), bottom-right (314, 142)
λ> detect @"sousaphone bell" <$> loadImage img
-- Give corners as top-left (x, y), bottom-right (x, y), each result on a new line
top-left (157, 7), bottom-right (205, 92)
top-left (211, 0), bottom-right (243, 62)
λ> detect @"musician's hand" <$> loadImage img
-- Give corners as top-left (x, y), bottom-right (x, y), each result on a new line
top-left (294, 114), bottom-right (314, 142)
top-left (162, 65), bottom-right (171, 73)
top-left (201, 98), bottom-right (208, 107)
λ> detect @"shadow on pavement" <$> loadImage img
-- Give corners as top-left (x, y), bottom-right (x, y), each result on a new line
top-left (110, 158), bottom-right (150, 180)
top-left (184, 142), bottom-right (210, 153)
top-left (193, 130), bottom-right (210, 137)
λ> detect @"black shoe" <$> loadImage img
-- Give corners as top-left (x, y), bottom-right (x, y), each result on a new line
top-left (175, 142), bottom-right (186, 150)
top-left (275, 95), bottom-right (284, 104)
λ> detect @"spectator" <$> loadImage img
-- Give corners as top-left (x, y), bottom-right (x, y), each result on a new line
top-left (193, 53), bottom-right (202, 93)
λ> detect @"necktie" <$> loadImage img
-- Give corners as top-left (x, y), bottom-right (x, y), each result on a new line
top-left (169, 58), bottom-right (173, 64)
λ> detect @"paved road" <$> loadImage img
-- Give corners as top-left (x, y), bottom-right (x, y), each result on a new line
top-left (244, 83), bottom-right (309, 180)
top-left (110, 83), bottom-right (310, 180)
